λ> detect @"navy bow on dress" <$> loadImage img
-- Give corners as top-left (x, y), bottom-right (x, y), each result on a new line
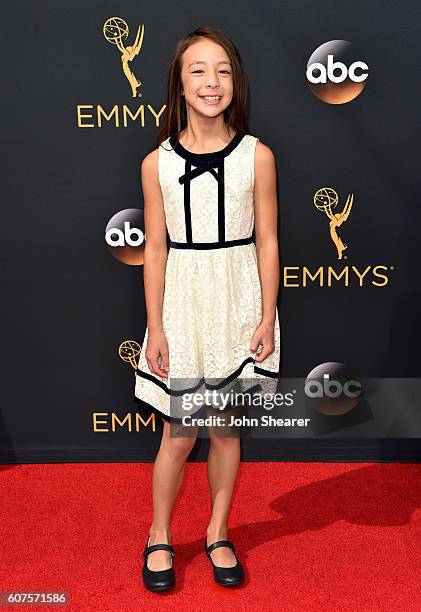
top-left (178, 157), bottom-right (224, 185)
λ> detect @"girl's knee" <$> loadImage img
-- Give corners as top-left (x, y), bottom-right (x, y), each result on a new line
top-left (207, 406), bottom-right (242, 441)
top-left (162, 422), bottom-right (197, 457)
top-left (167, 437), bottom-right (196, 460)
top-left (209, 430), bottom-right (240, 444)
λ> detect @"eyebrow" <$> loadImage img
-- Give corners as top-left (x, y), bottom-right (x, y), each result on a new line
top-left (188, 60), bottom-right (231, 68)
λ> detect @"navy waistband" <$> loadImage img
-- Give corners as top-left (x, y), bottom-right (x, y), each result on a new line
top-left (169, 233), bottom-right (255, 250)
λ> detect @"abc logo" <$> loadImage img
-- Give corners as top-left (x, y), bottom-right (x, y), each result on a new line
top-left (306, 40), bottom-right (369, 104)
top-left (105, 208), bottom-right (146, 265)
top-left (305, 362), bottom-right (362, 416)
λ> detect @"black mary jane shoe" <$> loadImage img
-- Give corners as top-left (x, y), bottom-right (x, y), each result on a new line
top-left (142, 536), bottom-right (175, 592)
top-left (205, 539), bottom-right (245, 587)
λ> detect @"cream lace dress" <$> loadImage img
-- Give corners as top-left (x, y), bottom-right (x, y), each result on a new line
top-left (134, 131), bottom-right (281, 422)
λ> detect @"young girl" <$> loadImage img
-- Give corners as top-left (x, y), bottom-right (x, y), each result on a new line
top-left (134, 26), bottom-right (280, 592)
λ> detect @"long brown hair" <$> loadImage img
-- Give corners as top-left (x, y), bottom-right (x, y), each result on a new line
top-left (153, 26), bottom-right (251, 152)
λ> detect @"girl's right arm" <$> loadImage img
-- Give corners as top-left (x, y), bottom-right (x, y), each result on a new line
top-left (141, 149), bottom-right (170, 379)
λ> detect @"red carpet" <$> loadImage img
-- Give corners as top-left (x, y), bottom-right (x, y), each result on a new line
top-left (1, 461), bottom-right (421, 611)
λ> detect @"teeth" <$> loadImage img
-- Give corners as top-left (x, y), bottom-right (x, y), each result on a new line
top-left (201, 96), bottom-right (221, 100)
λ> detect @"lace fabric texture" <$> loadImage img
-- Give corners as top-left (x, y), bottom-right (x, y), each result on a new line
top-left (135, 133), bottom-right (281, 420)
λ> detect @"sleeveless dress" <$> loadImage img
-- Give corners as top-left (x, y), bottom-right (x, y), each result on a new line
top-left (134, 131), bottom-right (281, 423)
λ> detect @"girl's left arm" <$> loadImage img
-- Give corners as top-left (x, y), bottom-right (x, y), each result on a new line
top-left (250, 141), bottom-right (280, 362)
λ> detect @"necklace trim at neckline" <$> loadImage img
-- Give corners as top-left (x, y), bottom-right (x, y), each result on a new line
top-left (169, 131), bottom-right (245, 161)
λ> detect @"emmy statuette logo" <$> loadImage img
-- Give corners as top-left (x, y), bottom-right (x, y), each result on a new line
top-left (119, 339), bottom-right (142, 370)
top-left (76, 19), bottom-right (166, 127)
top-left (314, 187), bottom-right (354, 260)
top-left (103, 17), bottom-right (145, 97)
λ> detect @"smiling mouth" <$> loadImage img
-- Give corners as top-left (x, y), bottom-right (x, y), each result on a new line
top-left (199, 95), bottom-right (222, 103)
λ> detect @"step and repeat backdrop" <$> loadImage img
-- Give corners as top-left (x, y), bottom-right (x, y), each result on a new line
top-left (2, 1), bottom-right (421, 462)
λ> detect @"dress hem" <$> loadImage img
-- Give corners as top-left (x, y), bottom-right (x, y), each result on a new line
top-left (134, 354), bottom-right (280, 423)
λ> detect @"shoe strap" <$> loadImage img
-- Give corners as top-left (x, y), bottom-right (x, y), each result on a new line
top-left (144, 543), bottom-right (174, 559)
top-left (206, 539), bottom-right (235, 556)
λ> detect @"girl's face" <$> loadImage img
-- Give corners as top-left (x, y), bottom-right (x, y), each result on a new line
top-left (180, 38), bottom-right (234, 119)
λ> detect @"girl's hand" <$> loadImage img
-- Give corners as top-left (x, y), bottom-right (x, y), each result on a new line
top-left (249, 320), bottom-right (275, 362)
top-left (145, 329), bottom-right (170, 379)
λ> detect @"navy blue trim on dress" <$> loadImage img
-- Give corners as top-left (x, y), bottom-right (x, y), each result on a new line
top-left (184, 159), bottom-right (193, 243)
top-left (169, 231), bottom-right (255, 250)
top-left (136, 355), bottom-right (256, 395)
top-left (178, 160), bottom-right (223, 185)
top-left (133, 394), bottom-right (210, 424)
top-left (217, 159), bottom-right (225, 242)
top-left (169, 131), bottom-right (245, 163)
top-left (254, 366), bottom-right (280, 377)
top-left (204, 356), bottom-right (256, 390)
top-left (167, 131), bottom-right (246, 248)
top-left (135, 369), bottom-right (206, 396)
top-left (133, 385), bottom-right (262, 425)
top-left (135, 354), bottom-right (280, 395)
top-left (135, 353), bottom-right (281, 422)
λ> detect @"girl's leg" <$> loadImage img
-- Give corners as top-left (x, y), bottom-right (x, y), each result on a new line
top-left (206, 405), bottom-right (242, 568)
top-left (147, 419), bottom-right (198, 570)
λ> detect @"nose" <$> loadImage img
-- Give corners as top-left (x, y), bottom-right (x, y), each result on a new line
top-left (206, 71), bottom-right (220, 89)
